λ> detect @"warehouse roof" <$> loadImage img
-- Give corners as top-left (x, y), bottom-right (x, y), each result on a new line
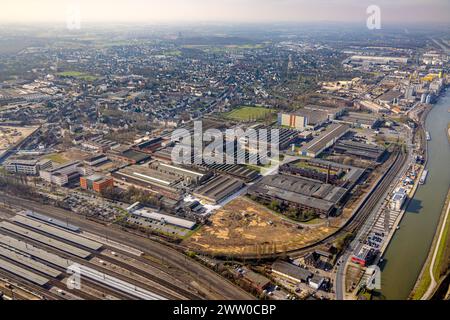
top-left (115, 165), bottom-right (182, 188)
top-left (12, 215), bottom-right (103, 251)
top-left (25, 211), bottom-right (80, 232)
top-left (272, 261), bottom-right (313, 282)
top-left (121, 149), bottom-right (151, 163)
top-left (265, 188), bottom-right (335, 212)
top-left (257, 174), bottom-right (347, 204)
top-left (301, 124), bottom-right (349, 155)
top-left (0, 257), bottom-right (49, 286)
top-left (0, 246), bottom-right (61, 278)
top-left (130, 207), bottom-right (196, 230)
top-left (0, 221), bottom-right (91, 258)
top-left (194, 175), bottom-right (244, 203)
top-left (0, 235), bottom-right (73, 269)
top-left (378, 90), bottom-right (403, 103)
top-left (294, 109), bottom-right (329, 125)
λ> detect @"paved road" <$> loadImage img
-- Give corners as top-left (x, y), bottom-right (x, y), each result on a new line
top-left (0, 193), bottom-right (254, 300)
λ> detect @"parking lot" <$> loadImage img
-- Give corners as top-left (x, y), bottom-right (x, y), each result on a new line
top-left (62, 193), bottom-right (125, 222)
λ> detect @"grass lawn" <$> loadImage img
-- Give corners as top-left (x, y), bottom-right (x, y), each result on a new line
top-left (163, 50), bottom-right (182, 56)
top-left (224, 106), bottom-right (274, 122)
top-left (44, 153), bottom-right (68, 164)
top-left (433, 199), bottom-right (450, 278)
top-left (411, 262), bottom-right (432, 300)
top-left (57, 71), bottom-right (97, 81)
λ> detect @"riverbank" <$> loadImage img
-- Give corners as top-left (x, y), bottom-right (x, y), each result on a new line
top-left (447, 122), bottom-right (450, 142)
top-left (380, 89), bottom-right (450, 300)
top-left (410, 188), bottom-right (450, 299)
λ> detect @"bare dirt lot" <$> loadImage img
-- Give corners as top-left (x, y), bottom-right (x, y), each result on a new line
top-left (346, 263), bottom-right (365, 294)
top-left (183, 197), bottom-right (338, 257)
top-left (0, 125), bottom-right (38, 153)
top-left (45, 148), bottom-right (92, 164)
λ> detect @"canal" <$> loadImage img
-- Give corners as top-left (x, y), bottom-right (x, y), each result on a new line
top-left (380, 90), bottom-right (450, 300)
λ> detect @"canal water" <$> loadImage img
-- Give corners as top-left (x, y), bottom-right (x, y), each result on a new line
top-left (380, 90), bottom-right (450, 300)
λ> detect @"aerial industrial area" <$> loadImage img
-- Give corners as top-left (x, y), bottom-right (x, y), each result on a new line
top-left (0, 9), bottom-right (450, 304)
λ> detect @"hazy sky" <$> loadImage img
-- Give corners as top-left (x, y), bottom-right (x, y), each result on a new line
top-left (1, 0), bottom-right (449, 25)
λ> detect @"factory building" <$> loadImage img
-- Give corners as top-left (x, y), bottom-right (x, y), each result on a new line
top-left (108, 146), bottom-right (151, 165)
top-left (149, 161), bottom-right (211, 186)
top-left (81, 136), bottom-right (120, 152)
top-left (390, 188), bottom-right (407, 211)
top-left (280, 158), bottom-right (365, 188)
top-left (80, 174), bottom-right (114, 193)
top-left (152, 147), bottom-right (176, 164)
top-left (194, 175), bottom-right (244, 204)
top-left (40, 161), bottom-right (85, 186)
top-left (334, 112), bottom-right (383, 129)
top-left (112, 165), bottom-right (185, 201)
top-left (4, 157), bottom-right (52, 176)
top-left (128, 205), bottom-right (197, 230)
top-left (278, 109), bottom-right (330, 131)
top-left (334, 140), bottom-right (386, 162)
top-left (133, 137), bottom-right (164, 154)
top-left (299, 124), bottom-right (349, 158)
top-left (245, 125), bottom-right (299, 151)
top-left (272, 261), bottom-right (313, 284)
top-left (304, 105), bottom-right (347, 120)
top-left (248, 173), bottom-right (348, 216)
top-left (83, 154), bottom-right (109, 167)
top-left (358, 100), bottom-right (387, 114)
top-left (349, 55), bottom-right (408, 65)
top-left (351, 245), bottom-right (377, 267)
top-left (377, 90), bottom-right (403, 107)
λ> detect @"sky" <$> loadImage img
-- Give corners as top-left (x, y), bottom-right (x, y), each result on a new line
top-left (0, 0), bottom-right (449, 25)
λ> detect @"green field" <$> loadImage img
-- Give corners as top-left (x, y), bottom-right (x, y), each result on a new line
top-left (224, 106), bottom-right (274, 122)
top-left (44, 153), bottom-right (68, 164)
top-left (182, 44), bottom-right (265, 53)
top-left (57, 71), bottom-right (98, 81)
top-left (162, 50), bottom-right (182, 56)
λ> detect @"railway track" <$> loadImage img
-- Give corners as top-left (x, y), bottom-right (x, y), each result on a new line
top-left (0, 229), bottom-right (133, 300)
top-left (94, 251), bottom-right (200, 300)
top-left (287, 149), bottom-right (407, 258)
top-left (0, 195), bottom-right (254, 300)
top-left (0, 220), bottom-right (196, 300)
top-left (0, 270), bottom-right (60, 300)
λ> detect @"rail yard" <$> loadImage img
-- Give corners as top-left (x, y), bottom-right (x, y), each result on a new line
top-left (0, 207), bottom-right (251, 300)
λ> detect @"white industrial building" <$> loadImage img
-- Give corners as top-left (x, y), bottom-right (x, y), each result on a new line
top-left (4, 157), bottom-right (52, 175)
top-left (40, 161), bottom-right (85, 186)
top-left (390, 188), bottom-right (407, 211)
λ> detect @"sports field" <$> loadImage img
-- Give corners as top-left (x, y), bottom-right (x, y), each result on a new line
top-left (57, 71), bottom-right (97, 81)
top-left (224, 106), bottom-right (274, 121)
